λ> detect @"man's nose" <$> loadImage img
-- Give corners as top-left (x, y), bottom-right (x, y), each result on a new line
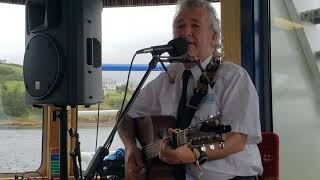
top-left (180, 25), bottom-right (192, 37)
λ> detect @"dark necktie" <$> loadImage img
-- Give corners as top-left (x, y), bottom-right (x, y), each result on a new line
top-left (174, 70), bottom-right (191, 180)
top-left (176, 70), bottom-right (191, 128)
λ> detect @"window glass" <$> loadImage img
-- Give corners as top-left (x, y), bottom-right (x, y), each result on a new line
top-left (79, 4), bottom-right (221, 170)
top-left (0, 3), bottom-right (43, 173)
top-left (0, 1), bottom-right (221, 174)
top-left (271, 0), bottom-right (320, 179)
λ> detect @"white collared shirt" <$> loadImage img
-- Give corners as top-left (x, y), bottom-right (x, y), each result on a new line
top-left (128, 56), bottom-right (263, 180)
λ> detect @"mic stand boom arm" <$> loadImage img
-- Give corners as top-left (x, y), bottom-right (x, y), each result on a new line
top-left (84, 54), bottom-right (161, 180)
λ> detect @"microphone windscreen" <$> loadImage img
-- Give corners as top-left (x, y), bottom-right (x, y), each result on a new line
top-left (167, 38), bottom-right (189, 57)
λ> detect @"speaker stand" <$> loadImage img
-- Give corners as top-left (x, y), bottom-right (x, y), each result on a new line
top-left (56, 105), bottom-right (68, 180)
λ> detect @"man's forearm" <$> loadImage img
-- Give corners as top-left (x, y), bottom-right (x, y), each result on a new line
top-left (118, 115), bottom-right (137, 147)
top-left (206, 132), bottom-right (247, 160)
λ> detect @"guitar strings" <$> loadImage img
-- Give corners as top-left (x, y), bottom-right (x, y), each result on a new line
top-left (142, 116), bottom-right (222, 160)
top-left (143, 129), bottom-right (190, 160)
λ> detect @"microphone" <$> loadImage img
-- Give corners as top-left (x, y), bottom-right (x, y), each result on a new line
top-left (159, 54), bottom-right (197, 63)
top-left (136, 38), bottom-right (188, 57)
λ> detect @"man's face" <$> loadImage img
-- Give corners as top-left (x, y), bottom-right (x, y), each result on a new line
top-left (173, 7), bottom-right (217, 61)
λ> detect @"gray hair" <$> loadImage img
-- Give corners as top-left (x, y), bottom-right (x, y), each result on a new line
top-left (173, 0), bottom-right (223, 58)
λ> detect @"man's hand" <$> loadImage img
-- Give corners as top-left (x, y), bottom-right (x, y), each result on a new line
top-left (159, 128), bottom-right (197, 165)
top-left (125, 145), bottom-right (146, 180)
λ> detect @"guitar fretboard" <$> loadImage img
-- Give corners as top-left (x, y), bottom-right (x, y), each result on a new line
top-left (142, 130), bottom-right (188, 160)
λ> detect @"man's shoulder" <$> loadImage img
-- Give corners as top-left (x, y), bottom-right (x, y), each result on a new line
top-left (164, 63), bottom-right (183, 78)
top-left (166, 63), bottom-right (183, 72)
top-left (217, 60), bottom-right (248, 78)
top-left (150, 63), bottom-right (182, 84)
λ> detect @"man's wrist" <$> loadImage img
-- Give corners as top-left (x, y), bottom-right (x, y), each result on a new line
top-left (188, 145), bottom-right (207, 165)
top-left (125, 140), bottom-right (137, 148)
top-left (196, 147), bottom-right (207, 165)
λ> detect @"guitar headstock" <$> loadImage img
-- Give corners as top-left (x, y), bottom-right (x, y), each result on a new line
top-left (172, 114), bottom-right (231, 150)
top-left (187, 114), bottom-right (231, 135)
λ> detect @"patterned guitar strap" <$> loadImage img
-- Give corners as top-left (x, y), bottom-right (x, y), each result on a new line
top-left (174, 56), bottom-right (221, 180)
top-left (177, 56), bottom-right (222, 129)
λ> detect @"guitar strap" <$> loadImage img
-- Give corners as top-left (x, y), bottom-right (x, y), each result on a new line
top-left (177, 56), bottom-right (221, 129)
top-left (174, 56), bottom-right (221, 180)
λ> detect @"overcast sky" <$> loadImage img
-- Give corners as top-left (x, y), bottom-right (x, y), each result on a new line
top-left (0, 4), bottom-right (175, 65)
top-left (0, 3), bottom-right (220, 83)
top-left (0, 3), bottom-right (25, 64)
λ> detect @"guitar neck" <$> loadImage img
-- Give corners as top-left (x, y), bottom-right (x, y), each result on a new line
top-left (143, 140), bottom-right (161, 160)
top-left (142, 130), bottom-right (188, 160)
top-left (137, 115), bottom-right (228, 161)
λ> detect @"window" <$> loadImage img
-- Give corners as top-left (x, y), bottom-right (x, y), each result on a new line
top-left (78, 4), bottom-right (221, 170)
top-left (0, 1), bottom-right (221, 174)
top-left (0, 3), bottom-right (43, 173)
top-left (271, 0), bottom-right (320, 179)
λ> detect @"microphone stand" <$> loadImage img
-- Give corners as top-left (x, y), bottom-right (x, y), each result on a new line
top-left (84, 54), bottom-right (162, 180)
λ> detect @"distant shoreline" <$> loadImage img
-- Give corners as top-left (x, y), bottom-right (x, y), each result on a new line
top-left (0, 119), bottom-right (116, 129)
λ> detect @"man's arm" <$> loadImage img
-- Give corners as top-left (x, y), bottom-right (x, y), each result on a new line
top-left (118, 115), bottom-right (136, 147)
top-left (201, 132), bottom-right (247, 160)
top-left (118, 115), bottom-right (146, 180)
top-left (159, 132), bottom-right (246, 164)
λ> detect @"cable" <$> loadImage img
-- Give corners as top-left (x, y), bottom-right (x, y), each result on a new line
top-left (95, 103), bottom-right (100, 152)
top-left (76, 106), bottom-right (83, 180)
top-left (107, 53), bottom-right (137, 148)
top-left (118, 53), bottom-right (136, 118)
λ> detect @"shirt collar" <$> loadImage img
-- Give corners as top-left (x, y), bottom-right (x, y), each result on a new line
top-left (187, 55), bottom-right (212, 79)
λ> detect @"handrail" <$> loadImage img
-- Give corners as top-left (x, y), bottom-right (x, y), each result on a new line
top-left (102, 64), bottom-right (164, 71)
top-left (283, 0), bottom-right (320, 84)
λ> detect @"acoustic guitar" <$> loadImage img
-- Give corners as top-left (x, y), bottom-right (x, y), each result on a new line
top-left (134, 115), bottom-right (231, 180)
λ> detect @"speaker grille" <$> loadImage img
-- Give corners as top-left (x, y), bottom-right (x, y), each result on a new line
top-left (23, 34), bottom-right (61, 99)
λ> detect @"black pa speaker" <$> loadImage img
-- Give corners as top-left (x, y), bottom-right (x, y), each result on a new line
top-left (23, 0), bottom-right (103, 106)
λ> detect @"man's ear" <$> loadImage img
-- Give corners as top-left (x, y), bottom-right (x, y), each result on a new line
top-left (210, 31), bottom-right (217, 47)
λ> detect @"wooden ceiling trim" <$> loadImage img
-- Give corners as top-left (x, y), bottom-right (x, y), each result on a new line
top-left (103, 0), bottom-right (177, 7)
top-left (0, 0), bottom-right (220, 7)
top-left (0, 0), bottom-right (25, 5)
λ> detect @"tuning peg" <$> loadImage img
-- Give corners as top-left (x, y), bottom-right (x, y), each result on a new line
top-left (209, 144), bottom-right (215, 150)
top-left (206, 114), bottom-right (220, 126)
top-left (201, 145), bottom-right (206, 152)
top-left (218, 142), bottom-right (225, 149)
top-left (214, 119), bottom-right (219, 126)
top-left (217, 111), bottom-right (222, 115)
top-left (207, 114), bottom-right (215, 119)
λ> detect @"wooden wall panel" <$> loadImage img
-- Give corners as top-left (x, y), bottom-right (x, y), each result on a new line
top-left (221, 0), bottom-right (241, 64)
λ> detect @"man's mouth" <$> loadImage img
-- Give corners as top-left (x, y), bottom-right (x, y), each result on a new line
top-left (186, 40), bottom-right (195, 44)
top-left (188, 42), bottom-right (196, 48)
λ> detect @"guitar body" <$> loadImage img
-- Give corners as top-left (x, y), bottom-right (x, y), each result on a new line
top-left (135, 115), bottom-right (177, 180)
top-left (134, 114), bottom-right (229, 180)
